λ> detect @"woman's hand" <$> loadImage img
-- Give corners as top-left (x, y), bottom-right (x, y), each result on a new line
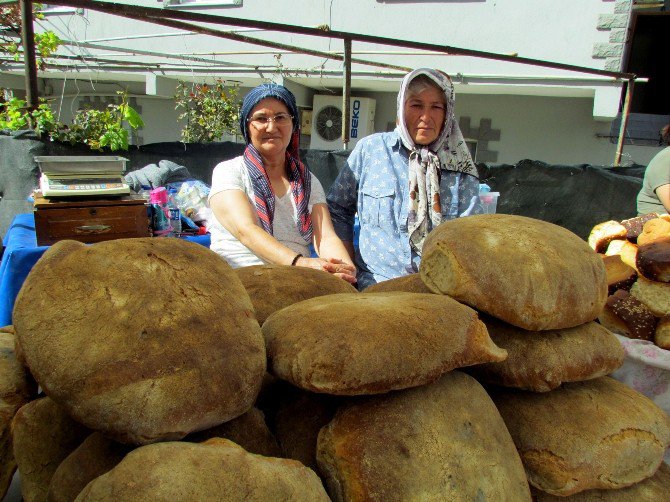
top-left (295, 256), bottom-right (357, 285)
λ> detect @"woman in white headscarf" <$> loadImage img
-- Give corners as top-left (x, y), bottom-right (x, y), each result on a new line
top-left (327, 68), bottom-right (482, 289)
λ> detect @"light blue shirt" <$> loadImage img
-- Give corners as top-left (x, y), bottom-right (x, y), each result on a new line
top-left (327, 131), bottom-right (482, 289)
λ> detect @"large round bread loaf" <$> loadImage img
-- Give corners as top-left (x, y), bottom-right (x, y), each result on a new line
top-left (12, 397), bottom-right (90, 502)
top-left (13, 238), bottom-right (266, 444)
top-left (74, 438), bottom-right (330, 501)
top-left (466, 320), bottom-right (624, 392)
top-left (316, 371), bottom-right (531, 501)
top-left (489, 377), bottom-right (670, 496)
top-left (235, 264), bottom-right (357, 324)
top-left (531, 461), bottom-right (670, 501)
top-left (262, 292), bottom-right (507, 395)
top-left (420, 214), bottom-right (608, 330)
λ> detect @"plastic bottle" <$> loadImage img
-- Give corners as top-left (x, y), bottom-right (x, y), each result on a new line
top-left (149, 187), bottom-right (172, 237)
top-left (167, 187), bottom-right (182, 237)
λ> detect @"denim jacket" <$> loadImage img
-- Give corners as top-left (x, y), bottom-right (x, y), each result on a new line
top-left (327, 131), bottom-right (481, 289)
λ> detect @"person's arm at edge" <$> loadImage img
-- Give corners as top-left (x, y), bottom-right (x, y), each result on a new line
top-left (654, 183), bottom-right (670, 213)
top-left (326, 154), bottom-right (362, 262)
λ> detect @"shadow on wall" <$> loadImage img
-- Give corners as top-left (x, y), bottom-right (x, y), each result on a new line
top-left (0, 131), bottom-right (643, 240)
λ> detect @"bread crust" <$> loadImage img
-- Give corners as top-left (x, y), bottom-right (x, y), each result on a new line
top-left (490, 377), bottom-right (670, 496)
top-left (317, 371), bottom-right (531, 501)
top-left (598, 289), bottom-right (658, 341)
top-left (420, 215), bottom-right (607, 330)
top-left (262, 292), bottom-right (507, 395)
top-left (467, 319), bottom-right (624, 392)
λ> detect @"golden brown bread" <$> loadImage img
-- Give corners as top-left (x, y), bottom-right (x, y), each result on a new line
top-left (620, 213), bottom-right (660, 242)
top-left (588, 220), bottom-right (627, 253)
top-left (489, 377), bottom-right (670, 496)
top-left (0, 328), bottom-right (38, 500)
top-left (13, 238), bottom-right (266, 444)
top-left (12, 397), bottom-right (90, 502)
top-left (362, 273), bottom-right (433, 293)
top-left (235, 264), bottom-right (357, 325)
top-left (466, 319), bottom-right (624, 392)
top-left (637, 217), bottom-right (670, 246)
top-left (602, 254), bottom-right (637, 295)
top-left (598, 289), bottom-right (658, 341)
top-left (262, 292), bottom-right (507, 395)
top-left (605, 239), bottom-right (639, 270)
top-left (630, 275), bottom-right (670, 317)
top-left (74, 439), bottom-right (330, 501)
top-left (531, 461), bottom-right (670, 500)
top-left (185, 407), bottom-right (282, 458)
top-left (636, 238), bottom-right (670, 282)
top-left (317, 371), bottom-right (531, 502)
top-left (655, 315), bottom-right (670, 350)
top-left (420, 214), bottom-right (607, 330)
top-left (47, 433), bottom-right (132, 502)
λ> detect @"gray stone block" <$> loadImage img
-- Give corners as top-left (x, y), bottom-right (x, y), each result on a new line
top-left (597, 13), bottom-right (629, 30)
top-left (614, 0), bottom-right (632, 14)
top-left (609, 29), bottom-right (628, 43)
top-left (592, 42), bottom-right (624, 58)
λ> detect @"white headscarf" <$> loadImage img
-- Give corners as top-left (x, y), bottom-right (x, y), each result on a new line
top-left (397, 68), bottom-right (478, 254)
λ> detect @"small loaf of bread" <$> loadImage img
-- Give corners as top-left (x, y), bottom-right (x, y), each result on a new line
top-left (637, 217), bottom-right (670, 246)
top-left (636, 238), bottom-right (670, 283)
top-left (620, 213), bottom-right (659, 242)
top-left (588, 221), bottom-right (627, 253)
top-left (602, 254), bottom-right (637, 295)
top-left (630, 275), bottom-right (670, 317)
top-left (605, 239), bottom-right (638, 271)
top-left (655, 315), bottom-right (670, 350)
top-left (598, 289), bottom-right (657, 341)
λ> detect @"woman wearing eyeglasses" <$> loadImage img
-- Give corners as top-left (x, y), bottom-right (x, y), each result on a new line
top-left (327, 68), bottom-right (482, 289)
top-left (207, 83), bottom-right (356, 284)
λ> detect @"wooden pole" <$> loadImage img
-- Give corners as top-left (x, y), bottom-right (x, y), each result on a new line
top-left (19, 0), bottom-right (39, 111)
top-left (614, 78), bottom-right (635, 167)
top-left (342, 38), bottom-right (352, 150)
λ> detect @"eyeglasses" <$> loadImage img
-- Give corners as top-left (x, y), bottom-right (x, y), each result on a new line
top-left (248, 113), bottom-right (293, 128)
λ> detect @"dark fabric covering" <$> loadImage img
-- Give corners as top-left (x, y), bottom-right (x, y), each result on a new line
top-left (0, 131), bottom-right (644, 240)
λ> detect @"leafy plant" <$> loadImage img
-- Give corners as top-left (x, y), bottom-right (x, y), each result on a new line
top-left (1, 3), bottom-right (62, 70)
top-left (1, 91), bottom-right (144, 152)
top-left (0, 96), bottom-right (56, 135)
top-left (52, 92), bottom-right (144, 151)
top-left (175, 79), bottom-right (240, 143)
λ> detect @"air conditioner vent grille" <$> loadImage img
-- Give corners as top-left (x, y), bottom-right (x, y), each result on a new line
top-left (315, 106), bottom-right (343, 141)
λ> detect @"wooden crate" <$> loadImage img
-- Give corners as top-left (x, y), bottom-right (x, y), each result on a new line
top-left (34, 193), bottom-right (151, 246)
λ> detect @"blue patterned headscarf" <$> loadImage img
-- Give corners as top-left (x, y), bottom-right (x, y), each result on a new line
top-left (239, 83), bottom-right (312, 243)
top-left (239, 83), bottom-right (300, 146)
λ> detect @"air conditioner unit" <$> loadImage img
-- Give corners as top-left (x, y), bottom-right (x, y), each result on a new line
top-left (310, 95), bottom-right (376, 150)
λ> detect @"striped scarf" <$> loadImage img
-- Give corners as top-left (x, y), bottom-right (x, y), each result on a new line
top-left (244, 143), bottom-right (313, 243)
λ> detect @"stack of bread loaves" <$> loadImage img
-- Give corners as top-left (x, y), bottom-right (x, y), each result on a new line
top-left (416, 214), bottom-right (670, 498)
top-left (2, 213), bottom-right (669, 501)
top-left (589, 213), bottom-right (670, 349)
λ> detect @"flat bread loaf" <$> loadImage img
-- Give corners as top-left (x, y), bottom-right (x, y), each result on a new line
top-left (531, 461), bottom-right (670, 501)
top-left (420, 214), bottom-right (607, 330)
top-left (466, 319), bottom-right (624, 392)
top-left (13, 238), bottom-right (266, 444)
top-left (75, 439), bottom-right (330, 501)
top-left (235, 265), bottom-right (357, 324)
top-left (317, 371), bottom-right (531, 501)
top-left (490, 377), bottom-right (670, 496)
top-left (262, 292), bottom-right (507, 395)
